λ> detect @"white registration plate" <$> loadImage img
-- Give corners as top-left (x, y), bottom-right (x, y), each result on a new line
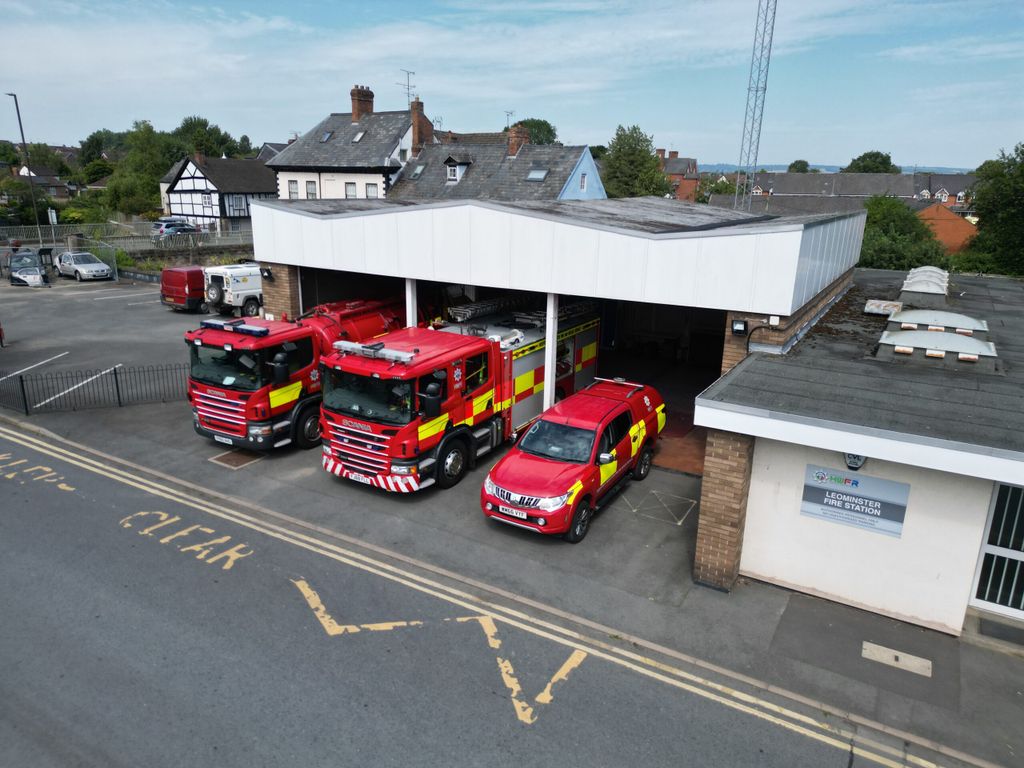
top-left (214, 435), bottom-right (233, 445)
top-left (499, 505), bottom-right (528, 520)
top-left (347, 472), bottom-right (372, 485)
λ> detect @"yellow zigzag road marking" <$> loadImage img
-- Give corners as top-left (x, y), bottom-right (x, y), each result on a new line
top-left (292, 578), bottom-right (425, 635)
top-left (0, 425), bottom-right (967, 768)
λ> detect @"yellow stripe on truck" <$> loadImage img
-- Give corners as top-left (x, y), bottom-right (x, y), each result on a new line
top-left (628, 418), bottom-right (647, 457)
top-left (656, 404), bottom-right (666, 433)
top-left (418, 414), bottom-right (450, 442)
top-left (268, 381), bottom-right (302, 410)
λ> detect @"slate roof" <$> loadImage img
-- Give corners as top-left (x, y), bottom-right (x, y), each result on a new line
top-left (266, 111), bottom-right (410, 170)
top-left (193, 157), bottom-right (276, 194)
top-left (698, 269), bottom-right (1024, 457)
top-left (913, 173), bottom-right (976, 195)
top-left (708, 193), bottom-right (868, 216)
top-left (389, 143), bottom-right (590, 201)
top-left (751, 172), bottom-right (916, 197)
top-left (438, 131), bottom-right (507, 144)
top-left (257, 142), bottom-right (289, 162)
top-left (161, 158), bottom-right (187, 184)
top-left (663, 156), bottom-right (698, 177)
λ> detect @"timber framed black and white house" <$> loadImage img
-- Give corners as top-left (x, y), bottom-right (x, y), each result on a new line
top-left (166, 153), bottom-right (277, 232)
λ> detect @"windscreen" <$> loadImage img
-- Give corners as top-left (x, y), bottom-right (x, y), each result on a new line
top-left (189, 345), bottom-right (264, 391)
top-left (322, 370), bottom-right (414, 426)
top-left (518, 419), bottom-right (595, 464)
top-left (74, 253), bottom-right (101, 264)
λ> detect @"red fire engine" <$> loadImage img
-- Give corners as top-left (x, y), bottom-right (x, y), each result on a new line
top-left (185, 299), bottom-right (404, 450)
top-left (319, 298), bottom-right (600, 492)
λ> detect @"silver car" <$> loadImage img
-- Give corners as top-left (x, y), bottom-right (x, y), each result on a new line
top-left (57, 251), bottom-right (113, 281)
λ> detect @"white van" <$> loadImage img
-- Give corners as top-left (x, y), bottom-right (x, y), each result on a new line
top-left (204, 263), bottom-right (262, 317)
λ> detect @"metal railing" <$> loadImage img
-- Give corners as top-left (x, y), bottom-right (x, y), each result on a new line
top-left (0, 363), bottom-right (189, 415)
top-left (1, 222), bottom-right (253, 251)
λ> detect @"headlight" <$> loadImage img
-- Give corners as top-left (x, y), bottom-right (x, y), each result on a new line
top-left (248, 424), bottom-right (272, 437)
top-left (484, 475), bottom-right (496, 495)
top-left (390, 464), bottom-right (415, 475)
top-left (537, 493), bottom-right (569, 512)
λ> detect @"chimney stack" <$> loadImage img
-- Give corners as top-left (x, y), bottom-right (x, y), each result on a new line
top-left (668, 150), bottom-right (678, 159)
top-left (507, 124), bottom-right (529, 157)
top-left (655, 148), bottom-right (665, 160)
top-left (410, 97), bottom-right (434, 156)
top-left (350, 85), bottom-right (374, 123)
top-left (193, 151), bottom-right (205, 166)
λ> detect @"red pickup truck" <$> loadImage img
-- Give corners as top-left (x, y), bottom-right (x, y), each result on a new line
top-left (481, 378), bottom-right (666, 542)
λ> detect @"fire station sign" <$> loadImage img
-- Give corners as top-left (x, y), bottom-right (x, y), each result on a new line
top-left (800, 465), bottom-right (910, 538)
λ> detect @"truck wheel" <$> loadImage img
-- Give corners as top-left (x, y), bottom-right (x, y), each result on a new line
top-left (197, 301), bottom-right (210, 314)
top-left (206, 283), bottom-right (224, 305)
top-left (242, 297), bottom-right (260, 317)
top-left (632, 445), bottom-right (654, 481)
top-left (436, 440), bottom-right (467, 489)
top-left (294, 405), bottom-right (321, 450)
top-left (563, 500), bottom-right (592, 543)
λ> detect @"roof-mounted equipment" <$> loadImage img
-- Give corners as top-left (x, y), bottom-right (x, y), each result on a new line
top-left (334, 339), bottom-right (416, 364)
top-left (200, 318), bottom-right (270, 337)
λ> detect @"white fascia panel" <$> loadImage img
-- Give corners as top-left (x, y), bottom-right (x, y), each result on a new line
top-left (436, 206), bottom-right (474, 285)
top-left (596, 232), bottom-right (648, 302)
top-left (362, 213), bottom-right (400, 276)
top-left (275, 209), bottom-right (306, 267)
top-left (751, 231), bottom-right (801, 314)
top-left (335, 216), bottom-right (367, 272)
top-left (693, 234), bottom-right (759, 310)
top-left (508, 215), bottom-right (554, 293)
top-left (299, 215), bottom-right (330, 269)
top-left (396, 209), bottom-right (435, 281)
top-left (695, 399), bottom-right (1024, 485)
top-left (468, 207), bottom-right (513, 287)
top-left (552, 224), bottom-right (600, 297)
top-left (643, 237), bottom-right (701, 306)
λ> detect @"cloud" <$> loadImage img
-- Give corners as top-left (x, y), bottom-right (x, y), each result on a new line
top-left (879, 34), bottom-right (1024, 62)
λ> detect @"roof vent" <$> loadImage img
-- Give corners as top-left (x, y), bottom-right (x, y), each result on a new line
top-left (887, 309), bottom-right (988, 338)
top-left (877, 329), bottom-right (998, 371)
top-left (899, 266), bottom-right (949, 309)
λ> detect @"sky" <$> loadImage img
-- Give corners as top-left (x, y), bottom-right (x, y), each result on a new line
top-left (2, 0), bottom-right (1022, 170)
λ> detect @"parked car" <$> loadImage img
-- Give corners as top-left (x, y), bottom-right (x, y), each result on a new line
top-left (8, 250), bottom-right (49, 287)
top-left (156, 224), bottom-right (201, 242)
top-left (161, 265), bottom-right (209, 312)
top-left (151, 217), bottom-right (189, 238)
top-left (56, 251), bottom-right (113, 281)
top-left (481, 378), bottom-right (666, 542)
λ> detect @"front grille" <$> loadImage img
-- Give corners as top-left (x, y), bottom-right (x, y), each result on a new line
top-left (492, 483), bottom-right (540, 509)
top-left (194, 390), bottom-right (247, 437)
top-left (327, 421), bottom-right (391, 474)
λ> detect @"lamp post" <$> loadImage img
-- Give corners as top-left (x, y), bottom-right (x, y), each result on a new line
top-left (6, 92), bottom-right (44, 246)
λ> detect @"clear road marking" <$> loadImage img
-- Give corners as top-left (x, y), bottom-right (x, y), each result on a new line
top-left (0, 424), bottom-right (995, 768)
top-left (862, 641), bottom-right (933, 678)
top-left (93, 291), bottom-right (158, 300)
top-left (33, 363), bottom-right (123, 408)
top-left (0, 352), bottom-right (70, 383)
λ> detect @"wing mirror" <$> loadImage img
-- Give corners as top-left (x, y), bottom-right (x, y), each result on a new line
top-left (270, 351), bottom-right (289, 385)
top-left (597, 452), bottom-right (615, 465)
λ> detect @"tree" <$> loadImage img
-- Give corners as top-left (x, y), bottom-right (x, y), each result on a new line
top-left (79, 128), bottom-right (128, 165)
top-left (601, 125), bottom-right (672, 198)
top-left (0, 176), bottom-right (51, 225)
top-left (105, 120), bottom-right (186, 214)
top-left (842, 151), bottom-right (900, 174)
top-left (0, 140), bottom-right (19, 165)
top-left (237, 134), bottom-right (254, 157)
top-left (858, 195), bottom-right (947, 270)
top-left (787, 159), bottom-right (809, 173)
top-left (589, 145), bottom-right (607, 162)
top-left (504, 118), bottom-right (557, 145)
top-left (173, 115), bottom-right (239, 157)
top-left (969, 143), bottom-right (1024, 275)
top-left (83, 159), bottom-right (115, 183)
top-left (696, 176), bottom-right (735, 204)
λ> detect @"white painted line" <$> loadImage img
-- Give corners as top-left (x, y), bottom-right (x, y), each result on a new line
top-left (861, 641), bottom-right (933, 677)
top-left (127, 300), bottom-right (161, 306)
top-left (93, 291), bottom-right (158, 301)
top-left (0, 352), bottom-right (70, 383)
top-left (70, 286), bottom-right (125, 294)
top-left (33, 363), bottom-right (124, 408)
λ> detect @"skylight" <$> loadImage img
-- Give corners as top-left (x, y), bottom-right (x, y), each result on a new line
top-left (410, 164), bottom-right (426, 180)
top-left (352, 131), bottom-right (366, 143)
top-left (319, 131), bottom-right (333, 143)
top-left (526, 169), bottom-right (549, 182)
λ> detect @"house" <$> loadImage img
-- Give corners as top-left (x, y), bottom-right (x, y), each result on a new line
top-left (17, 165), bottom-right (71, 201)
top-left (656, 149), bottom-right (699, 202)
top-left (266, 85), bottom-right (433, 200)
top-left (908, 200), bottom-right (977, 253)
top-left (388, 125), bottom-right (606, 202)
top-left (165, 153), bottom-right (277, 232)
top-left (159, 158), bottom-right (187, 214)
top-left (257, 142), bottom-right (289, 162)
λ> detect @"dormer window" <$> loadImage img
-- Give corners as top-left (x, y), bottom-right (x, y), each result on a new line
top-left (956, 191), bottom-right (965, 203)
top-left (444, 156), bottom-right (471, 183)
top-left (751, 185), bottom-right (763, 196)
top-left (526, 169), bottom-right (549, 182)
top-left (447, 165), bottom-right (459, 181)
top-left (319, 131), bottom-right (333, 143)
top-left (936, 189), bottom-right (949, 202)
top-left (352, 131), bottom-right (365, 143)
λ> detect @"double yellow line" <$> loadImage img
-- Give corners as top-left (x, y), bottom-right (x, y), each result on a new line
top-left (0, 423), bottom-right (997, 768)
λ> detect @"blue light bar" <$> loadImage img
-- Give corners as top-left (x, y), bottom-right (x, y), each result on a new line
top-left (200, 318), bottom-right (270, 337)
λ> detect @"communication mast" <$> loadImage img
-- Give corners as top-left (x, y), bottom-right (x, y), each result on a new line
top-left (733, 0), bottom-right (778, 211)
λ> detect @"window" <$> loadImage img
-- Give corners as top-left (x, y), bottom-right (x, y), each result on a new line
top-left (267, 338), bottom-right (315, 377)
top-left (399, 149), bottom-right (408, 163)
top-left (365, 183), bottom-right (378, 199)
top-left (345, 182), bottom-right (357, 199)
top-left (920, 190), bottom-right (931, 199)
top-left (306, 181), bottom-right (317, 200)
top-left (352, 131), bottom-right (365, 143)
top-left (447, 165), bottom-right (459, 182)
top-left (580, 173), bottom-right (587, 191)
top-left (957, 191), bottom-right (966, 203)
top-left (320, 131), bottom-right (334, 143)
top-left (288, 180), bottom-right (298, 200)
top-left (526, 169), bottom-right (549, 182)
top-left (418, 371), bottom-right (447, 403)
top-left (201, 193), bottom-right (212, 207)
top-left (464, 353), bottom-right (489, 392)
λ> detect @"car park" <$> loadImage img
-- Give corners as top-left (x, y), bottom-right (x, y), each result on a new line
top-left (481, 377), bottom-right (666, 542)
top-left (8, 250), bottom-right (50, 287)
top-left (161, 265), bottom-right (208, 312)
top-left (56, 251), bottom-right (113, 281)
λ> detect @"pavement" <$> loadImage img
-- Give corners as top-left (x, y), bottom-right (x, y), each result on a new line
top-left (2, 278), bottom-right (1023, 767)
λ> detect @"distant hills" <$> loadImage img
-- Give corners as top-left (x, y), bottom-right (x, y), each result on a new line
top-left (699, 163), bottom-right (974, 175)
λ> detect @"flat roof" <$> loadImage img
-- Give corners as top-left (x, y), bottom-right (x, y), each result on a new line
top-left (697, 269), bottom-right (1024, 465)
top-left (254, 196), bottom-right (860, 237)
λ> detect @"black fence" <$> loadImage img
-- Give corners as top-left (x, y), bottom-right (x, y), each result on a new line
top-left (0, 364), bottom-right (189, 415)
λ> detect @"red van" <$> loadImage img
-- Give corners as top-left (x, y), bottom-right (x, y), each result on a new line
top-left (161, 266), bottom-right (208, 313)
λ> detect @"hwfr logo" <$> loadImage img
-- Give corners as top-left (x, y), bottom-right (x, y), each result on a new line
top-left (813, 469), bottom-right (859, 488)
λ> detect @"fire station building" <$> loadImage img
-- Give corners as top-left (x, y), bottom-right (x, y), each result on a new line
top-left (250, 196), bottom-right (1024, 637)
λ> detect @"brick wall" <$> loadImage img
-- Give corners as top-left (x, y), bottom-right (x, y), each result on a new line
top-left (693, 429), bottom-right (755, 589)
top-left (720, 268), bottom-right (853, 374)
top-left (260, 261), bottom-right (300, 319)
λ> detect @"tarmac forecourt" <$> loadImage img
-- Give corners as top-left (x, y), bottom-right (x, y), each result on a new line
top-left (0, 420), bottom-right (1004, 768)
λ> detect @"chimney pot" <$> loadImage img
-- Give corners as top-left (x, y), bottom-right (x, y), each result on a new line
top-left (350, 85), bottom-right (375, 123)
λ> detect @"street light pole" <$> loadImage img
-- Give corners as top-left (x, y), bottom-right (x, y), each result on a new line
top-left (6, 92), bottom-right (44, 246)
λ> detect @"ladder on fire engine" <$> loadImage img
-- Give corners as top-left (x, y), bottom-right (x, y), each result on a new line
top-left (511, 300), bottom-right (598, 327)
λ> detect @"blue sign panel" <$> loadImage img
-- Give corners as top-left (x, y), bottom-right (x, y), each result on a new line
top-left (801, 465), bottom-right (910, 538)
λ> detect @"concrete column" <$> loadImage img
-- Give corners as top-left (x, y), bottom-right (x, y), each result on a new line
top-left (543, 292), bottom-right (558, 410)
top-left (405, 278), bottom-right (417, 328)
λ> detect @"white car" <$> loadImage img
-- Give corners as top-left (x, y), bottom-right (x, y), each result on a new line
top-left (57, 251), bottom-right (113, 281)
